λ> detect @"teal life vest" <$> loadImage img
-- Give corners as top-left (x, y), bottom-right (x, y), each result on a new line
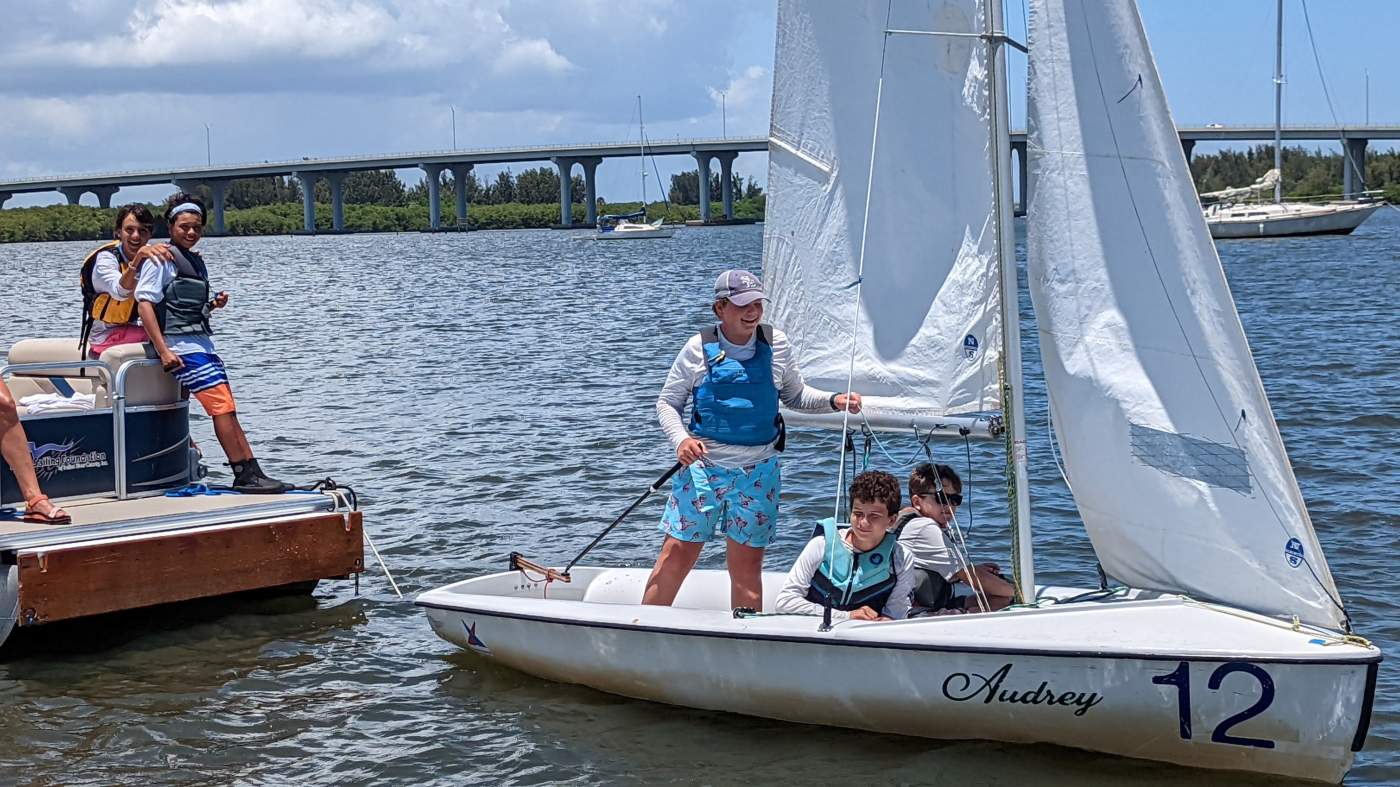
top-left (156, 247), bottom-right (212, 337)
top-left (689, 325), bottom-right (782, 447)
top-left (804, 517), bottom-right (900, 613)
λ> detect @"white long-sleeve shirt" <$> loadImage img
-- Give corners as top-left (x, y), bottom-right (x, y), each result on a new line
top-left (775, 533), bottom-right (916, 622)
top-left (87, 248), bottom-right (135, 347)
top-left (656, 324), bottom-right (837, 468)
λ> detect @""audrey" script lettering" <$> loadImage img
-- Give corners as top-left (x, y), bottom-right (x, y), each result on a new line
top-left (942, 663), bottom-right (1103, 717)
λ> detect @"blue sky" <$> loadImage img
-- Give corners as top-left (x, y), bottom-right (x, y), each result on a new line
top-left (2, 0), bottom-right (1396, 208)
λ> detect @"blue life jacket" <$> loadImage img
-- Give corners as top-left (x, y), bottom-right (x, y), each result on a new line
top-left (689, 325), bottom-right (783, 447)
top-left (804, 517), bottom-right (900, 613)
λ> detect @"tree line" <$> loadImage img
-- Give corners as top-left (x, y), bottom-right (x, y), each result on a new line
top-left (1190, 144), bottom-right (1400, 201)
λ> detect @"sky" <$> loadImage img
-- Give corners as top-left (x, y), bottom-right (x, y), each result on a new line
top-left (3, 0), bottom-right (1398, 208)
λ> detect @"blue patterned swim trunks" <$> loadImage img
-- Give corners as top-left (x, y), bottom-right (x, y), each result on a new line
top-left (659, 457), bottom-right (781, 547)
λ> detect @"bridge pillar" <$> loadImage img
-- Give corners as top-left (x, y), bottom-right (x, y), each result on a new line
top-left (325, 172), bottom-right (347, 232)
top-left (59, 187), bottom-right (85, 206)
top-left (293, 172), bottom-right (318, 233)
top-left (0, 192), bottom-right (9, 209)
top-left (89, 185), bottom-right (119, 209)
top-left (715, 152), bottom-right (738, 220)
top-left (450, 164), bottom-right (472, 229)
top-left (552, 158), bottom-right (575, 226)
top-left (421, 164), bottom-right (444, 230)
top-left (577, 157), bottom-right (601, 226)
top-left (1181, 138), bottom-right (1196, 161)
top-left (694, 153), bottom-right (713, 222)
top-left (207, 180), bottom-right (228, 235)
top-left (1343, 138), bottom-right (1368, 198)
top-left (1011, 140), bottom-right (1028, 214)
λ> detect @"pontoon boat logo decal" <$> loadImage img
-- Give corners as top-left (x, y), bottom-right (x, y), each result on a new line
top-left (463, 620), bottom-right (491, 654)
top-left (942, 663), bottom-right (1102, 717)
top-left (962, 334), bottom-right (979, 360)
top-left (28, 439), bottom-right (108, 480)
top-left (1284, 537), bottom-right (1304, 569)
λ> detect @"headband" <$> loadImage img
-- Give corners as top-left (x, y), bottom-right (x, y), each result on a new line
top-left (169, 202), bottom-right (204, 219)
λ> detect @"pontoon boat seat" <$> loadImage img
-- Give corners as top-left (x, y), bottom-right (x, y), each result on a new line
top-left (5, 338), bottom-right (180, 415)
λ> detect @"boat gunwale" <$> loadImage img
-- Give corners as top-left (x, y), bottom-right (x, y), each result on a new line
top-left (416, 598), bottom-right (1382, 665)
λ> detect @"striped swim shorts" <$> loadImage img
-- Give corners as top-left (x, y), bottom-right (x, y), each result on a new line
top-left (172, 351), bottom-right (237, 416)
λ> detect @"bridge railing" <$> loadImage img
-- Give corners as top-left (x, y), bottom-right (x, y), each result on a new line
top-left (1, 136), bottom-right (769, 187)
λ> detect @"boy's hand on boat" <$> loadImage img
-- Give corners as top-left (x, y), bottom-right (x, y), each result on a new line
top-left (849, 606), bottom-right (882, 621)
top-left (677, 438), bottom-right (707, 465)
top-left (833, 392), bottom-right (863, 414)
top-left (160, 351), bottom-right (184, 372)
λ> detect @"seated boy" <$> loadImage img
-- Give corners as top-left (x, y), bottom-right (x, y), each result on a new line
top-left (897, 463), bottom-right (1014, 613)
top-left (775, 470), bottom-right (917, 622)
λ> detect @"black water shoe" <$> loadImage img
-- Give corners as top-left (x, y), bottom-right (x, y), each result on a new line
top-left (230, 458), bottom-right (291, 494)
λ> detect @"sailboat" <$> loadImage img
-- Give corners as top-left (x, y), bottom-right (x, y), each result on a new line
top-left (417, 1), bottom-right (1379, 782)
top-left (594, 96), bottom-right (675, 240)
top-left (1202, 0), bottom-right (1382, 239)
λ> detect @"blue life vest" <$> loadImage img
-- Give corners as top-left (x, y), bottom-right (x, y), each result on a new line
top-left (689, 325), bottom-right (782, 447)
top-left (804, 517), bottom-right (900, 613)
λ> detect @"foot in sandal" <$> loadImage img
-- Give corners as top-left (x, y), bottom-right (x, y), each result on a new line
top-left (22, 495), bottom-right (71, 525)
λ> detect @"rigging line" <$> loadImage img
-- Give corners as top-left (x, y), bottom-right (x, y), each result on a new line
top-left (1076, 9), bottom-right (1349, 620)
top-left (1298, 0), bottom-right (1366, 190)
top-left (832, 0), bottom-right (894, 528)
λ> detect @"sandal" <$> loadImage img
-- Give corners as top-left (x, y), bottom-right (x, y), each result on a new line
top-left (22, 495), bottom-right (72, 525)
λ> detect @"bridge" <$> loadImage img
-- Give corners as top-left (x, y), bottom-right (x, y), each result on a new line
top-left (2, 125), bottom-right (1397, 234)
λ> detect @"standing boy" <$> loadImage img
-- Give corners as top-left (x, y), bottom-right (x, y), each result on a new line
top-left (644, 269), bottom-right (862, 612)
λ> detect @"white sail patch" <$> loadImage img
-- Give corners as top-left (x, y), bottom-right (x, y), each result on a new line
top-left (1128, 423), bottom-right (1252, 494)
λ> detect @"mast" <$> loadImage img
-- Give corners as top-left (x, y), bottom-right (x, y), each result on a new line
top-left (638, 95), bottom-right (648, 207)
top-left (1273, 0), bottom-right (1284, 203)
top-left (986, 0), bottom-right (1035, 600)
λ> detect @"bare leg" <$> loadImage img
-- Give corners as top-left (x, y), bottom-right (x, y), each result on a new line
top-left (725, 540), bottom-right (765, 611)
top-left (211, 411), bottom-right (254, 463)
top-left (0, 380), bottom-right (41, 502)
top-left (642, 537), bottom-right (703, 606)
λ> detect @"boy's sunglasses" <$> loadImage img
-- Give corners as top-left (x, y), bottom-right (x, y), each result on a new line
top-left (922, 490), bottom-right (963, 507)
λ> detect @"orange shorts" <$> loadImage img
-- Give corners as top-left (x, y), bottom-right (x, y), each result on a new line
top-left (193, 383), bottom-right (237, 416)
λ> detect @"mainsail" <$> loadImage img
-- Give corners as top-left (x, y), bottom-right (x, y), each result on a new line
top-left (1026, 0), bottom-right (1346, 629)
top-left (764, 0), bottom-right (1004, 422)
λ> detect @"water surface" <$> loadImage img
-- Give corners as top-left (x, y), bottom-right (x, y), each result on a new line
top-left (0, 215), bottom-right (1395, 785)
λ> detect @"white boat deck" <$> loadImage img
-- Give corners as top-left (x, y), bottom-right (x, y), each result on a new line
top-left (0, 491), bottom-right (339, 551)
top-left (418, 567), bottom-right (1378, 664)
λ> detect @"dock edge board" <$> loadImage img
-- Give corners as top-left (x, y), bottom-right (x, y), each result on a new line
top-left (13, 510), bottom-right (363, 626)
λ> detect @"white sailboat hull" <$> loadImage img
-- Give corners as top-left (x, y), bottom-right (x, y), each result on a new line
top-left (1205, 201), bottom-right (1382, 239)
top-left (593, 221), bottom-right (675, 240)
top-left (419, 568), bottom-right (1378, 783)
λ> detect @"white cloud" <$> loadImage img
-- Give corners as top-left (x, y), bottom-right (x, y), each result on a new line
top-left (709, 65), bottom-right (769, 112)
top-left (0, 98), bottom-right (90, 141)
top-left (493, 38), bottom-right (576, 76)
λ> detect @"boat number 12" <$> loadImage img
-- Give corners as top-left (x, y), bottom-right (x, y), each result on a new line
top-left (1151, 661), bottom-right (1276, 749)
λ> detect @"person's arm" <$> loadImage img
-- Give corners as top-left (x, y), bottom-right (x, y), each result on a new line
top-left (775, 537), bottom-right (852, 621)
top-left (92, 251), bottom-right (133, 299)
top-left (771, 330), bottom-right (862, 413)
top-left (656, 338), bottom-right (707, 464)
top-left (880, 545), bottom-right (918, 621)
top-left (134, 262), bottom-right (181, 371)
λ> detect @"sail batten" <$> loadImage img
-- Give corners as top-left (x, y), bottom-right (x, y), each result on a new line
top-left (764, 0), bottom-right (1005, 421)
top-left (1026, 0), bottom-right (1345, 629)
